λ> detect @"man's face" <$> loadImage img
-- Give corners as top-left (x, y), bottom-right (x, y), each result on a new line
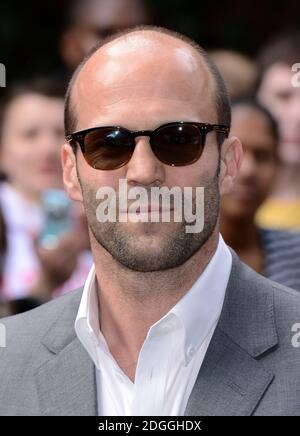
top-left (63, 35), bottom-right (235, 272)
top-left (258, 63), bottom-right (300, 165)
top-left (221, 105), bottom-right (277, 220)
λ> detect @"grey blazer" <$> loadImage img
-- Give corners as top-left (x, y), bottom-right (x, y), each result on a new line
top-left (0, 251), bottom-right (300, 416)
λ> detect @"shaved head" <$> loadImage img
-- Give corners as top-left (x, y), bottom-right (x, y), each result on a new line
top-left (64, 26), bottom-right (231, 137)
top-left (61, 26), bottom-right (242, 278)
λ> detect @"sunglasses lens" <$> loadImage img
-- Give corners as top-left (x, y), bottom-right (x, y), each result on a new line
top-left (153, 124), bottom-right (204, 166)
top-left (82, 128), bottom-right (133, 170)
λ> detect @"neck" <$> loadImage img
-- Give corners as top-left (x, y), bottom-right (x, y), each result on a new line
top-left (91, 228), bottom-right (219, 380)
top-left (271, 164), bottom-right (300, 199)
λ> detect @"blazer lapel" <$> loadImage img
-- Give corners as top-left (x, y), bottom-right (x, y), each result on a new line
top-left (185, 328), bottom-right (274, 416)
top-left (34, 289), bottom-right (97, 416)
top-left (185, 250), bottom-right (278, 416)
top-left (35, 337), bottom-right (97, 416)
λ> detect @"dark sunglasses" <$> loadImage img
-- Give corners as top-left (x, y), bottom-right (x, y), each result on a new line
top-left (66, 121), bottom-right (229, 170)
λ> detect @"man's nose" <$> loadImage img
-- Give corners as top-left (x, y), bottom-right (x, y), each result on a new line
top-left (125, 136), bottom-right (166, 187)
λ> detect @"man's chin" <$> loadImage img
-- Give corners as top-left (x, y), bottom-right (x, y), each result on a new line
top-left (112, 248), bottom-right (183, 273)
top-left (118, 219), bottom-right (182, 238)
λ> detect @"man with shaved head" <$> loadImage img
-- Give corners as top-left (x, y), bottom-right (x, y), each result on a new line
top-left (0, 26), bottom-right (300, 416)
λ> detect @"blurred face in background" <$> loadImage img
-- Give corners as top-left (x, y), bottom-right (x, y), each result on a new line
top-left (257, 63), bottom-right (300, 165)
top-left (221, 105), bottom-right (278, 220)
top-left (0, 93), bottom-right (65, 202)
top-left (60, 0), bottom-right (150, 71)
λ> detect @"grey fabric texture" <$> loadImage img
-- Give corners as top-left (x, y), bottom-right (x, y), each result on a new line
top-left (0, 250), bottom-right (299, 416)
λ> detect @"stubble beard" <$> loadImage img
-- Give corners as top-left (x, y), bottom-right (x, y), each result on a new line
top-left (79, 165), bottom-right (220, 273)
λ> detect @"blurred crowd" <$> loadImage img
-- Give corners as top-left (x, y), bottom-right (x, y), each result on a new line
top-left (1, 0), bottom-right (300, 316)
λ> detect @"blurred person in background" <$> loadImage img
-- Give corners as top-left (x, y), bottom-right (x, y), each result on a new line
top-left (256, 31), bottom-right (300, 230)
top-left (0, 206), bottom-right (12, 317)
top-left (221, 98), bottom-right (300, 291)
top-left (59, 0), bottom-right (151, 78)
top-left (210, 50), bottom-right (257, 99)
top-left (0, 204), bottom-right (6, 288)
top-left (0, 205), bottom-right (9, 315)
top-left (0, 77), bottom-right (92, 306)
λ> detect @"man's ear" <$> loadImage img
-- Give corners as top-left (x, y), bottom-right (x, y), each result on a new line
top-left (61, 143), bottom-right (83, 202)
top-left (219, 136), bottom-right (243, 195)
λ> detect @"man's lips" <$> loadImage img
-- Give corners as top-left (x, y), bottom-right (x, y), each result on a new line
top-left (119, 205), bottom-right (174, 214)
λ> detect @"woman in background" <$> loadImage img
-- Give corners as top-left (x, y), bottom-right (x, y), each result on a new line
top-left (0, 77), bottom-right (92, 305)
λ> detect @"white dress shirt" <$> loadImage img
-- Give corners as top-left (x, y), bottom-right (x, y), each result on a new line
top-left (75, 234), bottom-right (232, 416)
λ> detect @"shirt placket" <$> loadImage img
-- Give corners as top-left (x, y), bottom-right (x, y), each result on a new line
top-left (132, 320), bottom-right (174, 415)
